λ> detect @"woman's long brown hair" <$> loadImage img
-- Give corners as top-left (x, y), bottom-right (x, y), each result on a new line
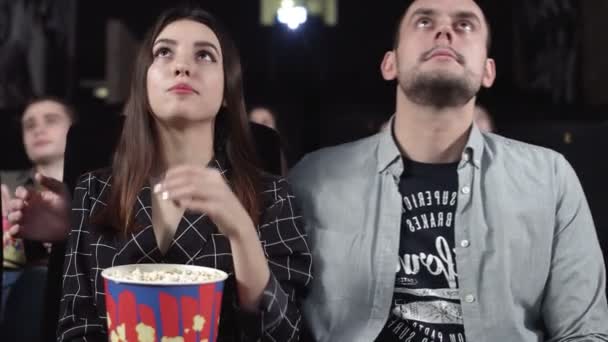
top-left (101, 6), bottom-right (261, 233)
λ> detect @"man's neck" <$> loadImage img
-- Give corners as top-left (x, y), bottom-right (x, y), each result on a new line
top-left (36, 160), bottom-right (64, 181)
top-left (155, 119), bottom-right (215, 175)
top-left (393, 93), bottom-right (475, 164)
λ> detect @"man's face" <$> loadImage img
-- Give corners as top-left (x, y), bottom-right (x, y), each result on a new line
top-left (21, 100), bottom-right (72, 165)
top-left (382, 0), bottom-right (496, 108)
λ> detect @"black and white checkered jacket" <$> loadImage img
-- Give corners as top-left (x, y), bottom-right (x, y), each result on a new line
top-left (57, 162), bottom-right (312, 341)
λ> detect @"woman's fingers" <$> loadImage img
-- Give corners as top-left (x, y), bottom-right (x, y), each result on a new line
top-left (156, 167), bottom-right (223, 200)
top-left (14, 186), bottom-right (33, 201)
top-left (8, 198), bottom-right (25, 212)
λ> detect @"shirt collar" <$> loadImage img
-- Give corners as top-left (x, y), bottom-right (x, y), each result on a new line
top-left (463, 122), bottom-right (484, 169)
top-left (376, 116), bottom-right (485, 174)
top-left (377, 116), bottom-right (402, 174)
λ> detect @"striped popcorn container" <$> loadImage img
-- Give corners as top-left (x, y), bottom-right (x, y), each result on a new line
top-left (101, 264), bottom-right (228, 342)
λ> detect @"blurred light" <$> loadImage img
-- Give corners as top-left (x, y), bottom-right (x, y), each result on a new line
top-left (260, 0), bottom-right (337, 27)
top-left (277, 0), bottom-right (308, 30)
top-left (94, 87), bottom-right (109, 99)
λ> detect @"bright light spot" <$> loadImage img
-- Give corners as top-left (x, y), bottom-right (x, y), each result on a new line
top-left (94, 86), bottom-right (109, 99)
top-left (277, 0), bottom-right (307, 30)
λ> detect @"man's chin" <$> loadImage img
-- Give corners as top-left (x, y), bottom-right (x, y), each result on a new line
top-left (400, 72), bottom-right (478, 108)
top-left (30, 154), bottom-right (61, 166)
top-left (418, 68), bottom-right (464, 82)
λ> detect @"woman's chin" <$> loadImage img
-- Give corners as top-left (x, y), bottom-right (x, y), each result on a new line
top-left (153, 112), bottom-right (216, 128)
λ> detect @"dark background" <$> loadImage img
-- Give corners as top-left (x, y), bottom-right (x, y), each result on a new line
top-left (1, 0), bottom-right (607, 245)
top-left (1, 2), bottom-right (607, 339)
top-left (2, 0), bottom-right (607, 165)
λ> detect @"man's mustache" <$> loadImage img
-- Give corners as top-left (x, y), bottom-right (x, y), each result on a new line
top-left (420, 47), bottom-right (465, 65)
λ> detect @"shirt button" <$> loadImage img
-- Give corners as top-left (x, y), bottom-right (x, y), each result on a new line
top-left (464, 294), bottom-right (476, 303)
top-left (462, 152), bottom-right (470, 162)
top-left (461, 186), bottom-right (470, 194)
top-left (460, 240), bottom-right (470, 248)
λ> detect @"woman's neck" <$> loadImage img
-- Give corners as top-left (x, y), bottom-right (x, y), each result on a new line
top-left (154, 119), bottom-right (215, 175)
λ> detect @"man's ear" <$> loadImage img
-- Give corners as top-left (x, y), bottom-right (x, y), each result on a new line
top-left (381, 51), bottom-right (398, 81)
top-left (481, 58), bottom-right (496, 88)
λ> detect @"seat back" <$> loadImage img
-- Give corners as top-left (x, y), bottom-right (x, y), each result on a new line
top-left (1, 267), bottom-right (48, 342)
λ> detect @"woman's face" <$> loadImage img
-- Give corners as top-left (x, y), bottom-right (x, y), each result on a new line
top-left (147, 19), bottom-right (224, 125)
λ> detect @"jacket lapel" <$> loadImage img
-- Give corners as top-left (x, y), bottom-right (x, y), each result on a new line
top-left (112, 185), bottom-right (163, 265)
top-left (163, 157), bottom-right (228, 264)
top-left (112, 157), bottom-right (229, 265)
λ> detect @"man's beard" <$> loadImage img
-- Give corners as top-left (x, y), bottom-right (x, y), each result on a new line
top-left (400, 69), bottom-right (479, 108)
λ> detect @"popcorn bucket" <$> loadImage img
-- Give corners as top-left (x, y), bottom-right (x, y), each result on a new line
top-left (101, 264), bottom-right (228, 342)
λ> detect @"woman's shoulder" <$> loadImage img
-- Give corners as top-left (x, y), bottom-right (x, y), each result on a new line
top-left (69, 169), bottom-right (114, 219)
top-left (258, 172), bottom-right (291, 192)
top-left (74, 167), bottom-right (113, 194)
top-left (257, 172), bottom-right (297, 206)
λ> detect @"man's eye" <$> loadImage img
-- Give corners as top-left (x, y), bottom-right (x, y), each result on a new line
top-left (417, 18), bottom-right (432, 28)
top-left (456, 20), bottom-right (473, 32)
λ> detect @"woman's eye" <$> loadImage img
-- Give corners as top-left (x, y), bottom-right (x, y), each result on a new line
top-left (197, 51), bottom-right (215, 62)
top-left (153, 47), bottom-right (172, 58)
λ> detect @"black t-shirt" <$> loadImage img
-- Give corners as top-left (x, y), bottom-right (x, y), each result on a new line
top-left (376, 158), bottom-right (466, 342)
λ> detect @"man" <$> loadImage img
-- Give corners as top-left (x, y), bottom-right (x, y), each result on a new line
top-left (2, 97), bottom-right (75, 188)
top-left (289, 0), bottom-right (608, 341)
top-left (1, 96), bottom-right (74, 316)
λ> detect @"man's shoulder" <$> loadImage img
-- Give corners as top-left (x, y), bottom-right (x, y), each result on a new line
top-left (295, 134), bottom-right (380, 170)
top-left (289, 134), bottom-right (381, 188)
top-left (483, 132), bottom-right (563, 166)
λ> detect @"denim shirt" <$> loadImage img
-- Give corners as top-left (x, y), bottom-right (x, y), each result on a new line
top-left (289, 123), bottom-right (608, 342)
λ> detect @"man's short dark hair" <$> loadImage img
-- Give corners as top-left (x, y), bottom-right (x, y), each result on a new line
top-left (21, 96), bottom-right (78, 124)
top-left (392, 0), bottom-right (492, 53)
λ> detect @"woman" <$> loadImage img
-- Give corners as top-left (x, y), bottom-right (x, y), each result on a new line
top-left (8, 6), bottom-right (312, 341)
